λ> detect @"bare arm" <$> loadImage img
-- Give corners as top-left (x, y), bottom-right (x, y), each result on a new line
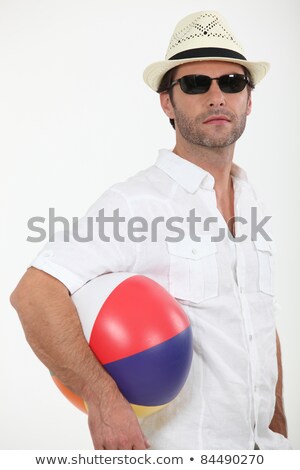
top-left (269, 331), bottom-right (288, 438)
top-left (10, 267), bottom-right (149, 450)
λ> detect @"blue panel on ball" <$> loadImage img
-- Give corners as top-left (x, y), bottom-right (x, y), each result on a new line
top-left (104, 326), bottom-right (193, 406)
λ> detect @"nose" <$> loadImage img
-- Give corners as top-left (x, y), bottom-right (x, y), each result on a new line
top-left (207, 80), bottom-right (226, 108)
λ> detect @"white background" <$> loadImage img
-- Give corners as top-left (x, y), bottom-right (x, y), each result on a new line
top-left (0, 0), bottom-right (299, 450)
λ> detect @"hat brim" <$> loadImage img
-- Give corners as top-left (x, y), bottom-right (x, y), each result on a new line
top-left (143, 57), bottom-right (270, 92)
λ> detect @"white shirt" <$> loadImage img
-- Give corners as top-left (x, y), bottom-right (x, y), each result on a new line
top-left (31, 149), bottom-right (292, 450)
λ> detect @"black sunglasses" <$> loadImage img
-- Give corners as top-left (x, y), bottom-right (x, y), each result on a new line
top-left (167, 73), bottom-right (251, 95)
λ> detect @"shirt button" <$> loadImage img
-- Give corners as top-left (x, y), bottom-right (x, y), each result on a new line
top-left (249, 335), bottom-right (253, 342)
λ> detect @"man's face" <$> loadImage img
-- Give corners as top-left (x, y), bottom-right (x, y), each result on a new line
top-left (160, 61), bottom-right (252, 149)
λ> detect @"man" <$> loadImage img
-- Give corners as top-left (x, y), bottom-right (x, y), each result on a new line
top-left (10, 11), bottom-right (291, 449)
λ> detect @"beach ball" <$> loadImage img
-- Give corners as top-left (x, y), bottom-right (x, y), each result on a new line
top-left (51, 272), bottom-right (193, 417)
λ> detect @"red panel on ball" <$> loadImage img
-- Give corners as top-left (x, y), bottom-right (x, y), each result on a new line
top-left (89, 275), bottom-right (190, 365)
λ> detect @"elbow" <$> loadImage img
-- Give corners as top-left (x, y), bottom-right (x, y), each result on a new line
top-left (10, 285), bottom-right (25, 311)
top-left (10, 267), bottom-right (47, 312)
top-left (10, 283), bottom-right (34, 345)
top-left (10, 283), bottom-right (33, 329)
top-left (10, 267), bottom-right (38, 316)
top-left (10, 270), bottom-right (45, 346)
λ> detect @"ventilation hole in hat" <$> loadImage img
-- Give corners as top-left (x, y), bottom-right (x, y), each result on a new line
top-left (167, 12), bottom-right (243, 52)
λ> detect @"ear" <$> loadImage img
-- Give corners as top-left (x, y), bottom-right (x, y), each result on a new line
top-left (160, 92), bottom-right (175, 120)
top-left (246, 94), bottom-right (252, 116)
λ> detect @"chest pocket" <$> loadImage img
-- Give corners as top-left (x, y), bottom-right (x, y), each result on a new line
top-left (167, 238), bottom-right (219, 304)
top-left (254, 238), bottom-right (274, 296)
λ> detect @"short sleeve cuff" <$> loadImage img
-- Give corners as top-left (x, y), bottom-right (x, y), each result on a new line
top-left (31, 257), bottom-right (86, 294)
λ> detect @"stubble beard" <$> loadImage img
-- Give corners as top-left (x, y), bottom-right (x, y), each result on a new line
top-left (173, 108), bottom-right (248, 148)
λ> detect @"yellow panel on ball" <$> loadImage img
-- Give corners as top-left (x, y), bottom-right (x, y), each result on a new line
top-left (130, 403), bottom-right (167, 418)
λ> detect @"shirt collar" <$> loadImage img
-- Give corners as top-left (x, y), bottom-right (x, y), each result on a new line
top-left (155, 149), bottom-right (215, 193)
top-left (155, 149), bottom-right (248, 193)
top-left (231, 162), bottom-right (248, 183)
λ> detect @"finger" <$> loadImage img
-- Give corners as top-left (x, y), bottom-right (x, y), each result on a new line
top-left (133, 439), bottom-right (150, 450)
top-left (142, 431), bottom-right (151, 449)
top-left (131, 436), bottom-right (148, 450)
top-left (92, 439), bottom-right (105, 450)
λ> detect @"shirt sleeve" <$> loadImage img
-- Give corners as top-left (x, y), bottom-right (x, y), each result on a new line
top-left (30, 187), bottom-right (137, 294)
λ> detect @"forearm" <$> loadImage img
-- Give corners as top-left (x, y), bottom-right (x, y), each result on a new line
top-left (10, 267), bottom-right (148, 449)
top-left (269, 331), bottom-right (288, 438)
top-left (10, 267), bottom-right (116, 405)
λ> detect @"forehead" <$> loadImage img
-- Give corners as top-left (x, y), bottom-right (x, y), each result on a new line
top-left (174, 60), bottom-right (245, 78)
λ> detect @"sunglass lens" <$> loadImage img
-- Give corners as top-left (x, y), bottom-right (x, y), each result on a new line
top-left (180, 75), bottom-right (211, 94)
top-left (219, 74), bottom-right (248, 93)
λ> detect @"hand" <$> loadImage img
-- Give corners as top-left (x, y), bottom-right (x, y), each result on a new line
top-left (86, 379), bottom-right (150, 450)
top-left (269, 395), bottom-right (288, 438)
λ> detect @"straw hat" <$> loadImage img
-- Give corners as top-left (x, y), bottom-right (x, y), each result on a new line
top-left (143, 11), bottom-right (270, 91)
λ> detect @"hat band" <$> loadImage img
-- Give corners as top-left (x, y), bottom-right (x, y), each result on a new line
top-left (169, 47), bottom-right (247, 61)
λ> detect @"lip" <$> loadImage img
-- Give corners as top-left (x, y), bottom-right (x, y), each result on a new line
top-left (203, 115), bottom-right (231, 124)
